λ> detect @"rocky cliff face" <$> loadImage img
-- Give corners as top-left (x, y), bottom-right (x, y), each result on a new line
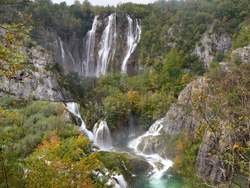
top-left (136, 77), bottom-right (208, 159)
top-left (138, 46), bottom-right (250, 185)
top-left (194, 24), bottom-right (232, 68)
top-left (231, 45), bottom-right (250, 64)
top-left (0, 46), bottom-right (68, 101)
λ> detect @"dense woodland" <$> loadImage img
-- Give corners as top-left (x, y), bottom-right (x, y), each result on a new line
top-left (0, 0), bottom-right (250, 187)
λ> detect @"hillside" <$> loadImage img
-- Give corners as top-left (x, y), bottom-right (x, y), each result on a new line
top-left (0, 0), bottom-right (249, 187)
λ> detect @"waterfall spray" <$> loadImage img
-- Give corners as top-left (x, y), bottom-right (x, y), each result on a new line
top-left (96, 13), bottom-right (116, 77)
top-left (128, 118), bottom-right (173, 180)
top-left (83, 15), bottom-right (99, 76)
top-left (93, 120), bottom-right (113, 150)
top-left (121, 16), bottom-right (141, 73)
top-left (66, 102), bottom-right (93, 140)
top-left (58, 37), bottom-right (65, 62)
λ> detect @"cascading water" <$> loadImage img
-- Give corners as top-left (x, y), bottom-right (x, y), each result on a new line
top-left (83, 15), bottom-right (99, 76)
top-left (58, 37), bottom-right (65, 62)
top-left (68, 51), bottom-right (76, 65)
top-left (65, 103), bottom-right (127, 187)
top-left (112, 174), bottom-right (128, 188)
top-left (58, 37), bottom-right (76, 65)
top-left (79, 13), bottom-right (141, 77)
top-left (128, 118), bottom-right (173, 183)
top-left (96, 13), bottom-right (116, 77)
top-left (121, 15), bottom-right (141, 73)
top-left (66, 102), bottom-right (93, 140)
top-left (93, 120), bottom-right (113, 150)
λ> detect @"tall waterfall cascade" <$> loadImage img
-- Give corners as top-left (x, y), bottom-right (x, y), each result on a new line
top-left (128, 118), bottom-right (173, 180)
top-left (121, 15), bottom-right (141, 73)
top-left (66, 102), bottom-right (93, 140)
top-left (81, 13), bottom-right (141, 77)
top-left (83, 15), bottom-right (99, 76)
top-left (96, 13), bottom-right (117, 77)
top-left (93, 120), bottom-right (113, 150)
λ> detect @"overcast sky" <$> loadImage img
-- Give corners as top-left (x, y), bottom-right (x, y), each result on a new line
top-left (52, 0), bottom-right (156, 6)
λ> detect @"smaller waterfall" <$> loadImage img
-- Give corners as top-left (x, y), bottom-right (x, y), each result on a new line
top-left (128, 118), bottom-right (173, 180)
top-left (106, 173), bottom-right (127, 188)
top-left (112, 174), bottom-right (127, 188)
top-left (96, 13), bottom-right (116, 77)
top-left (83, 15), bottom-right (99, 76)
top-left (66, 102), bottom-right (93, 140)
top-left (93, 120), bottom-right (113, 150)
top-left (121, 16), bottom-right (141, 73)
top-left (128, 114), bottom-right (136, 139)
top-left (58, 37), bottom-right (76, 65)
top-left (68, 51), bottom-right (76, 65)
top-left (58, 37), bottom-right (65, 62)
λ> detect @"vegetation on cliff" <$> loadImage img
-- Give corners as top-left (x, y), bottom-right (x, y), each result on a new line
top-left (0, 0), bottom-right (249, 187)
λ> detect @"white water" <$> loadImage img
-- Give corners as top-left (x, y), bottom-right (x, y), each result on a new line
top-left (96, 13), bottom-right (116, 77)
top-left (66, 103), bottom-right (127, 187)
top-left (58, 37), bottom-right (65, 62)
top-left (58, 37), bottom-right (76, 65)
top-left (66, 102), bottom-right (93, 140)
top-left (112, 174), bottom-right (128, 188)
top-left (80, 13), bottom-right (141, 77)
top-left (128, 118), bottom-right (173, 180)
top-left (121, 15), bottom-right (141, 73)
top-left (66, 102), bottom-right (173, 187)
top-left (83, 15), bottom-right (99, 76)
top-left (68, 51), bottom-right (76, 65)
top-left (93, 120), bottom-right (113, 150)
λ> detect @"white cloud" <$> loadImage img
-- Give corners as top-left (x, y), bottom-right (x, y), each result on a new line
top-left (51, 0), bottom-right (156, 6)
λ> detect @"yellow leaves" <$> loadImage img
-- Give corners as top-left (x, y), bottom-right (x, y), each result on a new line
top-left (181, 73), bottom-right (192, 85)
top-left (38, 132), bottom-right (60, 150)
top-left (0, 107), bottom-right (23, 126)
top-left (232, 143), bottom-right (244, 152)
top-left (127, 90), bottom-right (140, 107)
top-left (26, 135), bottom-right (104, 188)
top-left (5, 33), bottom-right (15, 45)
top-left (233, 143), bottom-right (240, 150)
top-left (174, 155), bottom-right (182, 169)
top-left (0, 24), bottom-right (28, 78)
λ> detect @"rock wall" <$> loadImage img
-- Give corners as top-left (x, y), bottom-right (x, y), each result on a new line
top-left (136, 77), bottom-right (208, 159)
top-left (0, 46), bottom-right (68, 101)
top-left (194, 24), bottom-right (232, 68)
top-left (138, 45), bottom-right (250, 185)
top-left (231, 45), bottom-right (250, 64)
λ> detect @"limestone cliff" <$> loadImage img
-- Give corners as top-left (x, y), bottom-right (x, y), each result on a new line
top-left (194, 24), bottom-right (232, 68)
top-left (0, 46), bottom-right (68, 101)
top-left (138, 45), bottom-right (250, 186)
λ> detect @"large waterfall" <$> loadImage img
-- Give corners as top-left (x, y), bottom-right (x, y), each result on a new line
top-left (121, 15), bottom-right (141, 73)
top-left (96, 13), bottom-right (117, 77)
top-left (83, 15), bottom-right (99, 76)
top-left (66, 102), bottom-right (93, 140)
top-left (80, 13), bottom-right (141, 77)
top-left (93, 120), bottom-right (113, 150)
top-left (128, 118), bottom-right (173, 180)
